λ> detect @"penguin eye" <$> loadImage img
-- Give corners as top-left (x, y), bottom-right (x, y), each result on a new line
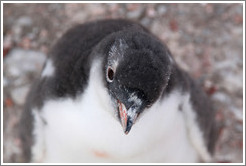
top-left (107, 67), bottom-right (115, 82)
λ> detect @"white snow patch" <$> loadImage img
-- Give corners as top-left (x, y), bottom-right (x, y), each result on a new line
top-left (10, 84), bottom-right (31, 105)
top-left (3, 77), bottom-right (8, 87)
top-left (212, 92), bottom-right (231, 103)
top-left (17, 16), bottom-right (33, 26)
top-left (5, 48), bottom-right (46, 77)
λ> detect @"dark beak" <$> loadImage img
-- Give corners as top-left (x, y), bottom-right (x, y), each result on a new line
top-left (117, 100), bottom-right (140, 134)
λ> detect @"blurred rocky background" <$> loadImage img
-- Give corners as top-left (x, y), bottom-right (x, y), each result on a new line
top-left (2, 3), bottom-right (243, 163)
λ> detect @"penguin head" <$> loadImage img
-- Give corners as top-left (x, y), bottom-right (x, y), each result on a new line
top-left (102, 31), bottom-right (173, 134)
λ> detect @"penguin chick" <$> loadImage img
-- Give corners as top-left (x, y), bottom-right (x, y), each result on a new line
top-left (20, 19), bottom-right (218, 163)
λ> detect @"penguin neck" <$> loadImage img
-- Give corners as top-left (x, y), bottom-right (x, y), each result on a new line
top-left (162, 65), bottom-right (190, 98)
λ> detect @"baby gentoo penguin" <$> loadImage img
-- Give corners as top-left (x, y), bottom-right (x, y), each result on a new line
top-left (20, 19), bottom-right (218, 163)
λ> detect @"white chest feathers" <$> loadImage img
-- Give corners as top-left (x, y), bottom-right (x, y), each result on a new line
top-left (31, 60), bottom-right (211, 163)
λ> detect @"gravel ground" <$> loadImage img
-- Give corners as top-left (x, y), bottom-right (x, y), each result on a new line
top-left (2, 3), bottom-right (244, 163)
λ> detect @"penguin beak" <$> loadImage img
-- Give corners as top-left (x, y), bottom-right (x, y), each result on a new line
top-left (117, 100), bottom-right (139, 134)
